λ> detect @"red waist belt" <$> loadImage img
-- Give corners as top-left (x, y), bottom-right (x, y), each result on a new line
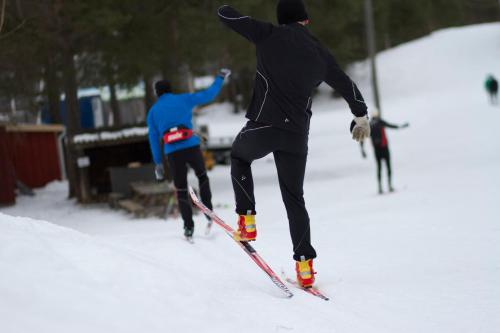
top-left (163, 127), bottom-right (193, 144)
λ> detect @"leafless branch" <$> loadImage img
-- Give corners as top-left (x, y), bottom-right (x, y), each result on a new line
top-left (0, 18), bottom-right (26, 40)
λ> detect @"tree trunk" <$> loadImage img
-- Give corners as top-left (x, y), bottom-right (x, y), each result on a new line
top-left (61, 47), bottom-right (80, 199)
top-left (108, 80), bottom-right (121, 127)
top-left (15, 0), bottom-right (24, 19)
top-left (144, 73), bottom-right (154, 114)
top-left (0, 0), bottom-right (6, 35)
top-left (45, 55), bottom-right (61, 124)
top-left (62, 49), bottom-right (79, 135)
top-left (65, 141), bottom-right (77, 198)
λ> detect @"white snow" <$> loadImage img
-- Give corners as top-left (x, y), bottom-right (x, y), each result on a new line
top-left (2, 23), bottom-right (500, 333)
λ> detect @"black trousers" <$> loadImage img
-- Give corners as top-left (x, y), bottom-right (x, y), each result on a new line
top-left (374, 146), bottom-right (392, 187)
top-left (231, 121), bottom-right (316, 261)
top-left (167, 146), bottom-right (213, 230)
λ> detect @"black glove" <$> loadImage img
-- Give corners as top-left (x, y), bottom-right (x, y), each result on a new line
top-left (401, 122), bottom-right (410, 128)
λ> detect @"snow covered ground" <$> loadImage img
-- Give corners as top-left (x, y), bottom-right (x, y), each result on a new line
top-left (2, 23), bottom-right (500, 333)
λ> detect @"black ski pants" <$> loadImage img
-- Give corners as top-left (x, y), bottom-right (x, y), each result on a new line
top-left (374, 146), bottom-right (392, 186)
top-left (231, 121), bottom-right (317, 261)
top-left (167, 146), bottom-right (213, 230)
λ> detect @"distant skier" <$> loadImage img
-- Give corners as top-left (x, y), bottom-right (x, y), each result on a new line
top-left (485, 75), bottom-right (498, 105)
top-left (369, 111), bottom-right (409, 194)
top-left (218, 0), bottom-right (370, 288)
top-left (147, 69), bottom-right (231, 240)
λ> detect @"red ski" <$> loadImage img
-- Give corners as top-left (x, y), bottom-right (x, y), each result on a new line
top-left (281, 270), bottom-right (330, 301)
top-left (189, 187), bottom-right (293, 298)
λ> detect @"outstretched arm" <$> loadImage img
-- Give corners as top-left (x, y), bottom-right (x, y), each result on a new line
top-left (324, 50), bottom-right (368, 117)
top-left (188, 76), bottom-right (224, 106)
top-left (217, 5), bottom-right (273, 44)
top-left (381, 120), bottom-right (409, 129)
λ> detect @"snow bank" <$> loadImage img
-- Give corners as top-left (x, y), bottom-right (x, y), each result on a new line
top-left (353, 23), bottom-right (500, 105)
top-left (0, 214), bottom-right (223, 333)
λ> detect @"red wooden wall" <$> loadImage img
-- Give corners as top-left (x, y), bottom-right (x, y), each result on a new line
top-left (7, 131), bottom-right (62, 188)
top-left (0, 125), bottom-right (63, 205)
top-left (0, 127), bottom-right (16, 205)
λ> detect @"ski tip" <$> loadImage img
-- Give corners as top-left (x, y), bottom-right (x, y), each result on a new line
top-left (316, 293), bottom-right (330, 301)
top-left (309, 288), bottom-right (330, 301)
top-left (281, 271), bottom-right (330, 301)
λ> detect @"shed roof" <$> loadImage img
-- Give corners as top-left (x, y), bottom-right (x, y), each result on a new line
top-left (3, 124), bottom-right (65, 133)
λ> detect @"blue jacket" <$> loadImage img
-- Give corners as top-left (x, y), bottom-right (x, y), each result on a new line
top-left (147, 77), bottom-right (224, 164)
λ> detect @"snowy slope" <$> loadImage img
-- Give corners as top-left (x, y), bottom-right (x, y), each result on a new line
top-left (2, 23), bottom-right (500, 333)
top-left (0, 214), bottom-right (195, 333)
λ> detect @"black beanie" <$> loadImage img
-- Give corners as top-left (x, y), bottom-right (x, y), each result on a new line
top-left (154, 80), bottom-right (172, 97)
top-left (277, 0), bottom-right (309, 25)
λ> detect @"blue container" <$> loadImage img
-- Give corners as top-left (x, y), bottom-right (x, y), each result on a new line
top-left (42, 95), bottom-right (99, 129)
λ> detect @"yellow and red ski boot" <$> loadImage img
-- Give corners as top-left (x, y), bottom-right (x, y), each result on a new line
top-left (233, 215), bottom-right (257, 242)
top-left (295, 258), bottom-right (316, 288)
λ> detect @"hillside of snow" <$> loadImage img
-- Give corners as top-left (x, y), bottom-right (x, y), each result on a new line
top-left (1, 23), bottom-right (500, 333)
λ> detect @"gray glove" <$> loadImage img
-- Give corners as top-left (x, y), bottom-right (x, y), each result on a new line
top-left (155, 164), bottom-right (165, 181)
top-left (218, 68), bottom-right (231, 80)
top-left (351, 116), bottom-right (371, 142)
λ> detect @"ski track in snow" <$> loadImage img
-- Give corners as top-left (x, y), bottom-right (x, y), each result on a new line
top-left (1, 23), bottom-right (500, 333)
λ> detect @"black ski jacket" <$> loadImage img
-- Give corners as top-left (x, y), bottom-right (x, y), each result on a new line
top-left (218, 5), bottom-right (368, 134)
top-left (491, 79), bottom-right (498, 93)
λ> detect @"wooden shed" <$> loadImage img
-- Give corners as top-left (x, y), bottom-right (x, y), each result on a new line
top-left (68, 126), bottom-right (155, 203)
top-left (0, 124), bottom-right (65, 205)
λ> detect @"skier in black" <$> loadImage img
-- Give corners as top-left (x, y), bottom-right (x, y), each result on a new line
top-left (485, 75), bottom-right (498, 105)
top-left (218, 0), bottom-right (370, 288)
top-left (369, 111), bottom-right (409, 194)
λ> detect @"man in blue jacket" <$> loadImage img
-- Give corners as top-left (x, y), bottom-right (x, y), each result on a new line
top-left (147, 69), bottom-right (231, 240)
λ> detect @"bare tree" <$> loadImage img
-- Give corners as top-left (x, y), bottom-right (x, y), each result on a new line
top-left (0, 0), bottom-right (6, 35)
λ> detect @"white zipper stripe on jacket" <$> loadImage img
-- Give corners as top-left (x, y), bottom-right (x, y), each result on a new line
top-left (217, 6), bottom-right (250, 20)
top-left (352, 81), bottom-right (365, 104)
top-left (305, 97), bottom-right (312, 131)
top-left (239, 125), bottom-right (272, 137)
top-left (305, 96), bottom-right (312, 111)
top-left (255, 70), bottom-right (269, 121)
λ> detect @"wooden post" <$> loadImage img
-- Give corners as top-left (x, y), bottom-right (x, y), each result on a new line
top-left (65, 138), bottom-right (78, 198)
top-left (76, 152), bottom-right (91, 203)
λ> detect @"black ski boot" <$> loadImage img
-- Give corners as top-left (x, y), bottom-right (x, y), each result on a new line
top-left (184, 227), bottom-right (194, 243)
